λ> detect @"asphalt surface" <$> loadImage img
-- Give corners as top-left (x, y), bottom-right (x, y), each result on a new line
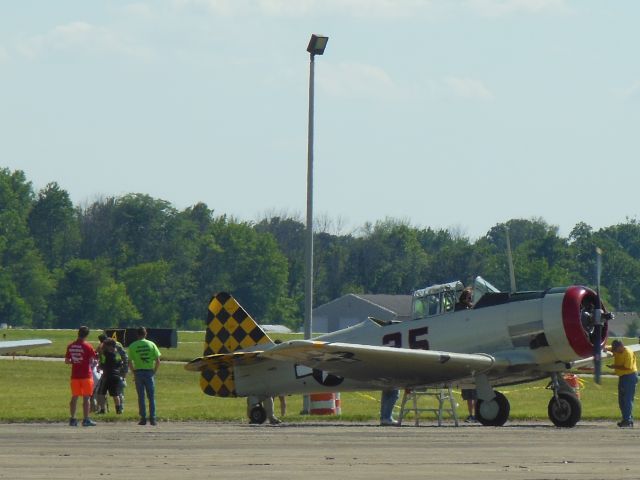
top-left (2, 420), bottom-right (639, 480)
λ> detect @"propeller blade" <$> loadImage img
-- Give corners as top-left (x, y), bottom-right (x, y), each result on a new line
top-left (593, 323), bottom-right (602, 384)
top-left (593, 247), bottom-right (603, 384)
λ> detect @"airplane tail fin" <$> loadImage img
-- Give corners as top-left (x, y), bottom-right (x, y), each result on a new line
top-left (199, 292), bottom-right (273, 397)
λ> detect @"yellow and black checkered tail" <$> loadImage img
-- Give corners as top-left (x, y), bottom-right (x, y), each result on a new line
top-left (199, 292), bottom-right (273, 397)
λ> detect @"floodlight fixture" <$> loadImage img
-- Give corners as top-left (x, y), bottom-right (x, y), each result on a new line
top-left (307, 34), bottom-right (329, 56)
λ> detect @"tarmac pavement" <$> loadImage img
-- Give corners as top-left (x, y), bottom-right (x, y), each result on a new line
top-left (1, 420), bottom-right (639, 480)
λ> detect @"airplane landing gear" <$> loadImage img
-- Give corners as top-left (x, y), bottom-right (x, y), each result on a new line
top-left (475, 391), bottom-right (510, 426)
top-left (548, 392), bottom-right (581, 427)
top-left (249, 404), bottom-right (267, 424)
top-left (546, 373), bottom-right (581, 428)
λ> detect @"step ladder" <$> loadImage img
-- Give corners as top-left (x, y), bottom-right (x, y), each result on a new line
top-left (398, 385), bottom-right (459, 427)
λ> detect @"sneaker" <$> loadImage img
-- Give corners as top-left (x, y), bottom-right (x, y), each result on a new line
top-left (465, 415), bottom-right (477, 423)
top-left (269, 417), bottom-right (282, 425)
top-left (149, 418), bottom-right (157, 426)
top-left (617, 420), bottom-right (634, 428)
top-left (380, 418), bottom-right (400, 426)
top-left (115, 406), bottom-right (123, 415)
top-left (138, 418), bottom-right (147, 425)
top-left (69, 418), bottom-right (78, 427)
top-left (82, 418), bottom-right (96, 427)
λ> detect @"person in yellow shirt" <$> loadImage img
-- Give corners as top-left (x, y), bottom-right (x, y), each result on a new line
top-left (607, 339), bottom-right (638, 428)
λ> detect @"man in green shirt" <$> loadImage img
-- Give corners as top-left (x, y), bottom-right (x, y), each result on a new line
top-left (128, 327), bottom-right (161, 425)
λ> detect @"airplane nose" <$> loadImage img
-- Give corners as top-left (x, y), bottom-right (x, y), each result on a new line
top-left (561, 286), bottom-right (605, 358)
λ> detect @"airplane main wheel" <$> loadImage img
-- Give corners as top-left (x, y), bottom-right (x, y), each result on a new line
top-left (249, 405), bottom-right (267, 424)
top-left (548, 392), bottom-right (581, 428)
top-left (475, 391), bottom-right (510, 426)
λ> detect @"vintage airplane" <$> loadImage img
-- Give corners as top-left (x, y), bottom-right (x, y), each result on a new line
top-left (186, 276), bottom-right (635, 428)
top-left (0, 339), bottom-right (52, 355)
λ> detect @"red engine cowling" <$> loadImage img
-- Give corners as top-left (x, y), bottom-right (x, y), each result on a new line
top-left (562, 286), bottom-right (608, 358)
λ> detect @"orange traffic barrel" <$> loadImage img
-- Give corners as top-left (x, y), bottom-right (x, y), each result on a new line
top-left (563, 373), bottom-right (581, 398)
top-left (309, 393), bottom-right (340, 415)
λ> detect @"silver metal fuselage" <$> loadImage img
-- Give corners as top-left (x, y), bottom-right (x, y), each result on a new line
top-left (234, 288), bottom-right (592, 396)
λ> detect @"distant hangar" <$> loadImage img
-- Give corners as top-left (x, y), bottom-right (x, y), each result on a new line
top-left (312, 293), bottom-right (412, 333)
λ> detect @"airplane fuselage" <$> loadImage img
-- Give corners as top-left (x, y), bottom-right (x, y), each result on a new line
top-left (234, 286), bottom-right (601, 396)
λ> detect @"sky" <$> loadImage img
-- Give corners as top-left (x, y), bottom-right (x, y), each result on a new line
top-left (1, 0), bottom-right (638, 240)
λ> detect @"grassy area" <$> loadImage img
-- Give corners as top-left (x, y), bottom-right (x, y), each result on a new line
top-left (0, 329), bottom-right (630, 423)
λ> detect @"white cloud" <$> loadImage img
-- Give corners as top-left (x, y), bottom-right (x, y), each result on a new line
top-left (618, 81), bottom-right (640, 99)
top-left (174, 0), bottom-right (570, 18)
top-left (465, 0), bottom-right (571, 17)
top-left (321, 62), bottom-right (398, 99)
top-left (122, 3), bottom-right (154, 18)
top-left (173, 0), bottom-right (439, 18)
top-left (443, 76), bottom-right (494, 100)
top-left (14, 21), bottom-right (152, 60)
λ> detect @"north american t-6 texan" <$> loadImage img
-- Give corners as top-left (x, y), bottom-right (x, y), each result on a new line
top-left (186, 273), bottom-right (637, 428)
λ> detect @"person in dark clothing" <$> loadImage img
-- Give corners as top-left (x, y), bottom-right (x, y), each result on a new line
top-left (97, 338), bottom-right (125, 414)
top-left (455, 288), bottom-right (473, 311)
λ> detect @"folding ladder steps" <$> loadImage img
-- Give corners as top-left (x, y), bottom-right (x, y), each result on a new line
top-left (398, 385), bottom-right (459, 427)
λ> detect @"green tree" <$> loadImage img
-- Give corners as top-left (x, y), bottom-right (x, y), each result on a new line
top-left (79, 194), bottom-right (175, 269)
top-left (166, 203), bottom-right (216, 327)
top-left (52, 259), bottom-right (138, 328)
top-left (346, 219), bottom-right (430, 294)
top-left (195, 217), bottom-right (290, 324)
top-left (121, 261), bottom-right (178, 328)
top-left (96, 279), bottom-right (141, 327)
top-left (0, 169), bottom-right (53, 327)
top-left (28, 182), bottom-right (81, 270)
top-left (255, 216), bottom-right (306, 301)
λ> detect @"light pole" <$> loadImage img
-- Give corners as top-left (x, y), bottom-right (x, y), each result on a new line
top-left (304, 34), bottom-right (328, 341)
top-left (302, 34), bottom-right (328, 415)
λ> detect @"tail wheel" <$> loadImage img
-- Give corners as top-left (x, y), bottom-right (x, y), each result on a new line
top-left (249, 405), bottom-right (267, 424)
top-left (475, 391), bottom-right (510, 426)
top-left (548, 392), bottom-right (581, 428)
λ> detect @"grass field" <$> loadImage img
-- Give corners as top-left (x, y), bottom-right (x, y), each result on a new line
top-left (0, 329), bottom-right (630, 423)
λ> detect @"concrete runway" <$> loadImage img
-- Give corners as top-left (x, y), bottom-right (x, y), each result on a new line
top-left (1, 421), bottom-right (639, 480)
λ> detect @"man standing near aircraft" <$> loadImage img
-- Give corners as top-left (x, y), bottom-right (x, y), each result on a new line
top-left (380, 389), bottom-right (400, 426)
top-left (607, 339), bottom-right (638, 428)
top-left (65, 326), bottom-right (98, 427)
top-left (128, 327), bottom-right (161, 425)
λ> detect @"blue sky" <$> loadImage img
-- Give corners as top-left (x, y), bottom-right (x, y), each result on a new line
top-left (1, 0), bottom-right (638, 239)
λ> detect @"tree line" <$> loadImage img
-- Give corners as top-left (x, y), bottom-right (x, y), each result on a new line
top-left (1, 167), bottom-right (639, 331)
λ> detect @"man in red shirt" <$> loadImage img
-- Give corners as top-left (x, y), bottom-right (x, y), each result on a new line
top-left (65, 326), bottom-right (98, 426)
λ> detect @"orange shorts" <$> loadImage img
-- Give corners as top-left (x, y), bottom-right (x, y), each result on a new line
top-left (70, 378), bottom-right (94, 397)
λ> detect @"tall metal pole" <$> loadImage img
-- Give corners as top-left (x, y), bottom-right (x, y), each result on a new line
top-left (302, 35), bottom-right (327, 415)
top-left (304, 53), bottom-right (316, 342)
top-left (301, 52), bottom-right (316, 416)
top-left (505, 226), bottom-right (517, 293)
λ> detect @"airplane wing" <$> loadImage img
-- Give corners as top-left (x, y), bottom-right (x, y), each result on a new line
top-left (260, 340), bottom-right (495, 386)
top-left (0, 339), bottom-right (52, 355)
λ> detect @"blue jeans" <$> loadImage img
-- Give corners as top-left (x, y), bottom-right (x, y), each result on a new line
top-left (134, 370), bottom-right (156, 420)
top-left (618, 373), bottom-right (637, 422)
top-left (380, 389), bottom-right (400, 421)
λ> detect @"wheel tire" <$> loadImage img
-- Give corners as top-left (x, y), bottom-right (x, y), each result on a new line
top-left (475, 391), bottom-right (510, 426)
top-left (548, 392), bottom-right (581, 428)
top-left (249, 405), bottom-right (267, 424)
